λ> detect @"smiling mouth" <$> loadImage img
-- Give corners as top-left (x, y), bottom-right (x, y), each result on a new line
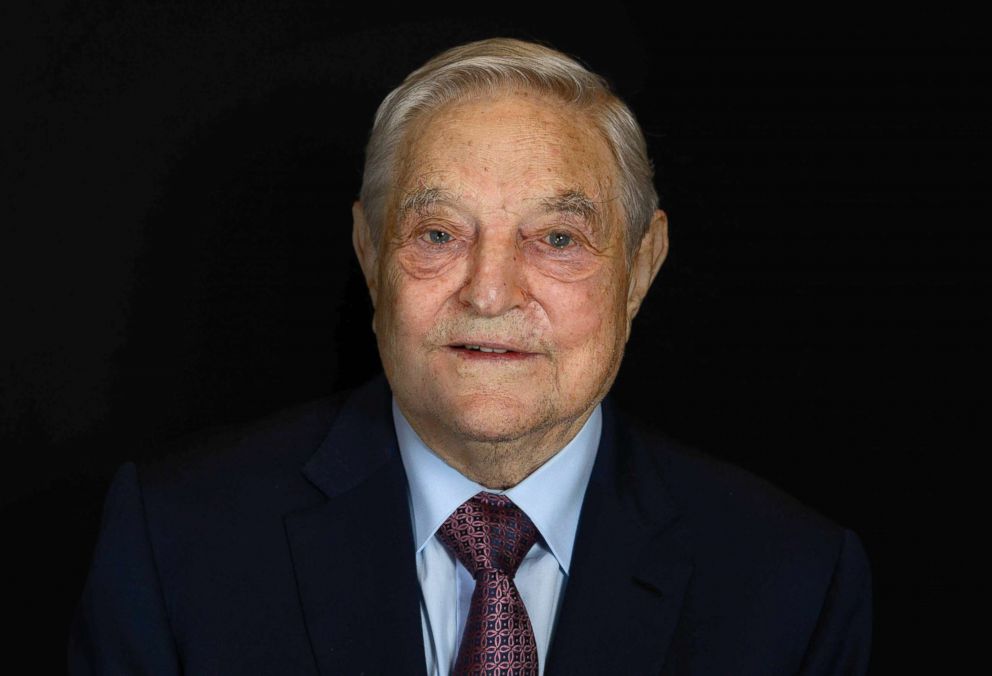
top-left (447, 343), bottom-right (537, 359)
top-left (461, 344), bottom-right (511, 354)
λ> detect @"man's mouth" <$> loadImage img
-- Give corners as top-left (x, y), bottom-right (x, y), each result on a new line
top-left (446, 342), bottom-right (536, 360)
top-left (460, 344), bottom-right (511, 354)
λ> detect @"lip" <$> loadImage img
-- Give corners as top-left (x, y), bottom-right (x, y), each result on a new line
top-left (446, 346), bottom-right (538, 361)
top-left (447, 339), bottom-right (531, 352)
top-left (444, 340), bottom-right (540, 361)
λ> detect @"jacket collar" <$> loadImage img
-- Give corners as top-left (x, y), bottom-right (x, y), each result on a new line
top-left (285, 375), bottom-right (427, 675)
top-left (545, 396), bottom-right (694, 675)
top-left (300, 374), bottom-right (399, 499)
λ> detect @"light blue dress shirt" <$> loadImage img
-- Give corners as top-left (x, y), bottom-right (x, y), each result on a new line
top-left (393, 400), bottom-right (602, 676)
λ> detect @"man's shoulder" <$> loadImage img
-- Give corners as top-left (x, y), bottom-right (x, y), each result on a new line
top-left (127, 377), bottom-right (390, 525)
top-left (593, 410), bottom-right (871, 674)
top-left (140, 393), bottom-right (345, 488)
top-left (615, 406), bottom-right (853, 563)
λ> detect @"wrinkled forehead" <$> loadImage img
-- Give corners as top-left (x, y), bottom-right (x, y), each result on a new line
top-left (389, 90), bottom-right (623, 226)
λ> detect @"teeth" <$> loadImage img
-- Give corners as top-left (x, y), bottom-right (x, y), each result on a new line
top-left (463, 345), bottom-right (509, 353)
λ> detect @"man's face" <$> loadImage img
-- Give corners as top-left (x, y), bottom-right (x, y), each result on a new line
top-left (357, 92), bottom-right (663, 452)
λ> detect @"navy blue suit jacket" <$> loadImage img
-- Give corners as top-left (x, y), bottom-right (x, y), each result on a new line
top-left (70, 375), bottom-right (872, 674)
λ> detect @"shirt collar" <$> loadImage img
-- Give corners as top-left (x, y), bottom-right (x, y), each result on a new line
top-left (394, 399), bottom-right (601, 575)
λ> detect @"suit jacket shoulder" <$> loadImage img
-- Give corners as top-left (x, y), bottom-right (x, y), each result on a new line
top-left (632, 416), bottom-right (849, 571)
top-left (546, 402), bottom-right (872, 675)
top-left (70, 376), bottom-right (428, 675)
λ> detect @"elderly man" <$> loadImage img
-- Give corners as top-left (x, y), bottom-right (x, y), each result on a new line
top-left (70, 39), bottom-right (871, 675)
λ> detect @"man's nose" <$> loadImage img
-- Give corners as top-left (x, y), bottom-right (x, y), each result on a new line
top-left (457, 232), bottom-right (527, 317)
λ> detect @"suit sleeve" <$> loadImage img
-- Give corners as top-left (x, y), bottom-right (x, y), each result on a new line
top-left (68, 462), bottom-right (182, 675)
top-left (798, 528), bottom-right (873, 676)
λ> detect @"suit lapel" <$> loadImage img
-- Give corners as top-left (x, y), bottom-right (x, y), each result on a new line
top-left (546, 399), bottom-right (694, 675)
top-left (284, 377), bottom-right (426, 675)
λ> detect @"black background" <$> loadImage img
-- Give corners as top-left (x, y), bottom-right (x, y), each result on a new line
top-left (3, 2), bottom-right (985, 673)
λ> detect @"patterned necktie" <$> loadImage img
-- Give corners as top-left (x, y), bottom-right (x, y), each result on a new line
top-left (436, 492), bottom-right (540, 675)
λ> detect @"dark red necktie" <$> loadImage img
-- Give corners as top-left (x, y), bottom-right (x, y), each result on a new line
top-left (436, 492), bottom-right (540, 675)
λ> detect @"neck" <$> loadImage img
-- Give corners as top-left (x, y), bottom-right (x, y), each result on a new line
top-left (400, 407), bottom-right (595, 489)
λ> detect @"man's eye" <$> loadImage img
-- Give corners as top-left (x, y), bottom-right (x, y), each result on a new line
top-left (547, 232), bottom-right (573, 249)
top-left (425, 230), bottom-right (452, 244)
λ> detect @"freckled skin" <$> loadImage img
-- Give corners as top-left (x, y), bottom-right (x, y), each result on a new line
top-left (353, 92), bottom-right (668, 488)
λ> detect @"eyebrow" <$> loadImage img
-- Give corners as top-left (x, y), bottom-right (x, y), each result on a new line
top-left (539, 189), bottom-right (601, 222)
top-left (398, 186), bottom-right (455, 218)
top-left (397, 185), bottom-right (605, 227)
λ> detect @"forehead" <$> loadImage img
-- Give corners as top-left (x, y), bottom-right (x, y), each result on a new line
top-left (393, 91), bottom-right (619, 217)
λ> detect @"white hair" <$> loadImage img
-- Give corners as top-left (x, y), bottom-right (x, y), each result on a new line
top-left (359, 37), bottom-right (659, 259)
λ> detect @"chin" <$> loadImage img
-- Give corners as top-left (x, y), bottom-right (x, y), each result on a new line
top-left (443, 390), bottom-right (555, 443)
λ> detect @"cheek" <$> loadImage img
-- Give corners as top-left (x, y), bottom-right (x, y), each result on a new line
top-left (379, 261), bottom-right (461, 339)
top-left (539, 273), bottom-right (626, 349)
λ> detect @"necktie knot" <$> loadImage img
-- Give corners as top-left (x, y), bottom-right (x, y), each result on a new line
top-left (437, 492), bottom-right (538, 578)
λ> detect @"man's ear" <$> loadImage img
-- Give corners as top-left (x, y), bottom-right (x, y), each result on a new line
top-left (626, 209), bottom-right (669, 333)
top-left (352, 201), bottom-right (378, 308)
